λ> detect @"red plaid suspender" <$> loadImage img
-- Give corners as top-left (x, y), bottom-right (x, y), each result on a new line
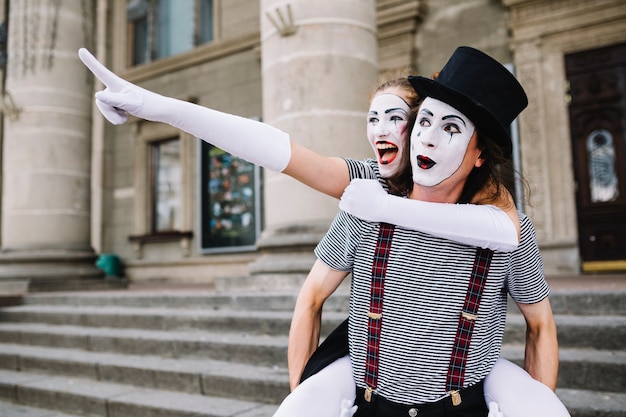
top-left (363, 223), bottom-right (395, 402)
top-left (362, 231), bottom-right (493, 406)
top-left (446, 247), bottom-right (494, 405)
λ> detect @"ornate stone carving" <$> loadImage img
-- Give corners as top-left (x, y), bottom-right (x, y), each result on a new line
top-left (376, 0), bottom-right (421, 73)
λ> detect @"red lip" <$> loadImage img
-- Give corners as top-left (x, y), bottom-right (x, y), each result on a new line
top-left (416, 155), bottom-right (436, 169)
top-left (376, 141), bottom-right (398, 165)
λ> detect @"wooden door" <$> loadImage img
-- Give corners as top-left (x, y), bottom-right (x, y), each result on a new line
top-left (566, 42), bottom-right (626, 272)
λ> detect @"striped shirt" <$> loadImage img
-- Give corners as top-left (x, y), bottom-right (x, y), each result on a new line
top-left (344, 157), bottom-right (382, 183)
top-left (315, 163), bottom-right (549, 405)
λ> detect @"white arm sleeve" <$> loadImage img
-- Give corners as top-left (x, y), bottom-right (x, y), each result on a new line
top-left (339, 179), bottom-right (519, 252)
top-left (79, 48), bottom-right (291, 172)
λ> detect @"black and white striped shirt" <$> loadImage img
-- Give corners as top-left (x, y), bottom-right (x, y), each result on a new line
top-left (316, 159), bottom-right (549, 404)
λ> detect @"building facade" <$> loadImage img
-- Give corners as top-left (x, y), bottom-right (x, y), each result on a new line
top-left (0, 0), bottom-right (624, 291)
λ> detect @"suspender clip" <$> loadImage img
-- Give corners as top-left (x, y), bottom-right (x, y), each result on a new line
top-left (449, 390), bottom-right (462, 406)
top-left (364, 386), bottom-right (373, 402)
top-left (461, 311), bottom-right (478, 321)
top-left (367, 312), bottom-right (382, 320)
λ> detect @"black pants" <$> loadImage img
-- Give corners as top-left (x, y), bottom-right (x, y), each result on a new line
top-left (300, 318), bottom-right (349, 383)
top-left (354, 381), bottom-right (488, 417)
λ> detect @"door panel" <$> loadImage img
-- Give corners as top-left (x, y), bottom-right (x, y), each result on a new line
top-left (566, 43), bottom-right (626, 270)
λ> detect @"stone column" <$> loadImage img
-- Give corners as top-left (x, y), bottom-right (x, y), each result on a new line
top-left (0, 0), bottom-right (106, 291)
top-left (250, 0), bottom-right (378, 288)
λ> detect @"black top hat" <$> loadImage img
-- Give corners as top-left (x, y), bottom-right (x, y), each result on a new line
top-left (408, 46), bottom-right (528, 156)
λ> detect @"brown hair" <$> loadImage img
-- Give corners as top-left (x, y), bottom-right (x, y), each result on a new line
top-left (369, 72), bottom-right (421, 109)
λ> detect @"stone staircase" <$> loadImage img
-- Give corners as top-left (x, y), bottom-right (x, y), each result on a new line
top-left (0, 285), bottom-right (624, 417)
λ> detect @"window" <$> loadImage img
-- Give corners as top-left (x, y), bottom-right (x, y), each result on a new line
top-left (129, 125), bottom-right (194, 258)
top-left (586, 129), bottom-right (619, 203)
top-left (199, 142), bottom-right (261, 253)
top-left (127, 0), bottom-right (214, 66)
top-left (151, 138), bottom-right (182, 232)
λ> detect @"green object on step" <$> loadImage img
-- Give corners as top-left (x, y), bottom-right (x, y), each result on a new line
top-left (96, 254), bottom-right (122, 277)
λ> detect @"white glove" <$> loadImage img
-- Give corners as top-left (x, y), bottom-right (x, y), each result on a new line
top-left (339, 179), bottom-right (518, 252)
top-left (338, 398), bottom-right (358, 417)
top-left (78, 48), bottom-right (291, 172)
top-left (488, 402), bottom-right (504, 417)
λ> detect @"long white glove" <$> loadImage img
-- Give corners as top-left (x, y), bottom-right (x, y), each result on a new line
top-left (339, 179), bottom-right (518, 252)
top-left (78, 48), bottom-right (291, 172)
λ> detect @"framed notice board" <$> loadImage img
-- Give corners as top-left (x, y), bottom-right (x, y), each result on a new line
top-left (199, 142), bottom-right (261, 253)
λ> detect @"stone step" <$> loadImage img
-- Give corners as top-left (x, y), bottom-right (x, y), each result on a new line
top-left (0, 280), bottom-right (29, 307)
top-left (543, 289), bottom-right (625, 316)
top-left (555, 388), bottom-right (626, 417)
top-left (0, 322), bottom-right (289, 367)
top-left (0, 343), bottom-right (289, 404)
top-left (557, 348), bottom-right (626, 394)
top-left (19, 288), bottom-right (625, 316)
top-left (0, 305), bottom-right (345, 337)
top-left (503, 313), bottom-right (626, 350)
top-left (1, 304), bottom-right (624, 350)
top-left (20, 290), bottom-right (311, 311)
top-left (0, 399), bottom-right (81, 417)
top-left (0, 370), bottom-right (278, 417)
top-left (499, 345), bottom-right (626, 393)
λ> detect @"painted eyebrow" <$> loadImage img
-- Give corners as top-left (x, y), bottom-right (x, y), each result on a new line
top-left (442, 114), bottom-right (467, 127)
top-left (385, 107), bottom-right (408, 114)
top-left (419, 108), bottom-right (434, 117)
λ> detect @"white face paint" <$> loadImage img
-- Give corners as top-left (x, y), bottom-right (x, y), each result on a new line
top-left (410, 97), bottom-right (476, 186)
top-left (366, 93), bottom-right (410, 178)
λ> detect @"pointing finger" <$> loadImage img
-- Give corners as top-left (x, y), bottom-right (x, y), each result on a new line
top-left (78, 48), bottom-right (125, 92)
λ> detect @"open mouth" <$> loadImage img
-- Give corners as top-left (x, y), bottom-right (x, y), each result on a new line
top-left (416, 155), bottom-right (436, 169)
top-left (376, 141), bottom-right (398, 165)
